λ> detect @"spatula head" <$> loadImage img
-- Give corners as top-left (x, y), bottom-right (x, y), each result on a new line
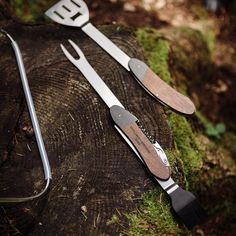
top-left (45, 0), bottom-right (89, 27)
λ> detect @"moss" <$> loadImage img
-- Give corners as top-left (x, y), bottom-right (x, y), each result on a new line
top-left (9, 0), bottom-right (54, 22)
top-left (106, 214), bottom-right (119, 226)
top-left (125, 189), bottom-right (185, 236)
top-left (179, 26), bottom-right (215, 56)
top-left (179, 26), bottom-right (213, 57)
top-left (135, 26), bottom-right (212, 97)
top-left (203, 28), bottom-right (215, 54)
top-left (167, 113), bottom-right (203, 188)
top-left (135, 28), bottom-right (172, 84)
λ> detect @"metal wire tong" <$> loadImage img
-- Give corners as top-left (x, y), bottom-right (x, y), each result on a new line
top-left (0, 29), bottom-right (51, 204)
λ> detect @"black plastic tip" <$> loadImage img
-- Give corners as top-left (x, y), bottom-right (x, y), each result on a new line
top-left (169, 187), bottom-right (207, 229)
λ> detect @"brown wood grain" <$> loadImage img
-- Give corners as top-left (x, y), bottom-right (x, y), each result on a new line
top-left (143, 69), bottom-right (195, 115)
top-left (122, 122), bottom-right (171, 180)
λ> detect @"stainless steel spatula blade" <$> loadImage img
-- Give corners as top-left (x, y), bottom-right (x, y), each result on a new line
top-left (45, 0), bottom-right (89, 27)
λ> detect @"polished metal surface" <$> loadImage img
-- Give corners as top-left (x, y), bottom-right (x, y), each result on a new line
top-left (158, 178), bottom-right (179, 194)
top-left (45, 0), bottom-right (89, 27)
top-left (82, 23), bottom-right (131, 71)
top-left (60, 40), bottom-right (124, 109)
top-left (128, 58), bottom-right (148, 81)
top-left (153, 142), bottom-right (170, 166)
top-left (0, 29), bottom-right (51, 203)
top-left (1, 30), bottom-right (51, 180)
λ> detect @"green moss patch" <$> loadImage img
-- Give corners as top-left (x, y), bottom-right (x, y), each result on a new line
top-left (9, 0), bottom-right (54, 22)
top-left (168, 113), bottom-right (203, 188)
top-left (125, 189), bottom-right (185, 236)
top-left (135, 28), bottom-right (172, 84)
top-left (180, 25), bottom-right (215, 55)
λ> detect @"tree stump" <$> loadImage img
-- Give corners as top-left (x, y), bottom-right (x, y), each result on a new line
top-left (0, 17), bottom-right (174, 235)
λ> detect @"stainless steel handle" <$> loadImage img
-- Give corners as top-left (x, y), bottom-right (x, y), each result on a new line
top-left (0, 29), bottom-right (51, 204)
top-left (82, 23), bottom-right (131, 71)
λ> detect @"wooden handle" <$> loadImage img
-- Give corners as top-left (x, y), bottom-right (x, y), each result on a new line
top-left (110, 105), bottom-right (171, 180)
top-left (129, 58), bottom-right (195, 115)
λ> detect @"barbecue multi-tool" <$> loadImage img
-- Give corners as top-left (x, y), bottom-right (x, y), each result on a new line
top-left (60, 39), bottom-right (207, 229)
top-left (0, 29), bottom-right (51, 204)
top-left (45, 0), bottom-right (196, 115)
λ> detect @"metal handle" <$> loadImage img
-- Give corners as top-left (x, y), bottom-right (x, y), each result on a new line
top-left (0, 29), bottom-right (52, 204)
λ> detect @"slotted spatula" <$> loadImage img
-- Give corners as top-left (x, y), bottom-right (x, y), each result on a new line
top-left (45, 0), bottom-right (196, 115)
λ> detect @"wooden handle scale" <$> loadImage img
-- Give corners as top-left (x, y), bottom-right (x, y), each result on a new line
top-left (129, 59), bottom-right (195, 115)
top-left (110, 105), bottom-right (171, 180)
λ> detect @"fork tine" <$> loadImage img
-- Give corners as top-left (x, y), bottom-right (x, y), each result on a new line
top-left (68, 39), bottom-right (85, 59)
top-left (60, 43), bottom-right (77, 65)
